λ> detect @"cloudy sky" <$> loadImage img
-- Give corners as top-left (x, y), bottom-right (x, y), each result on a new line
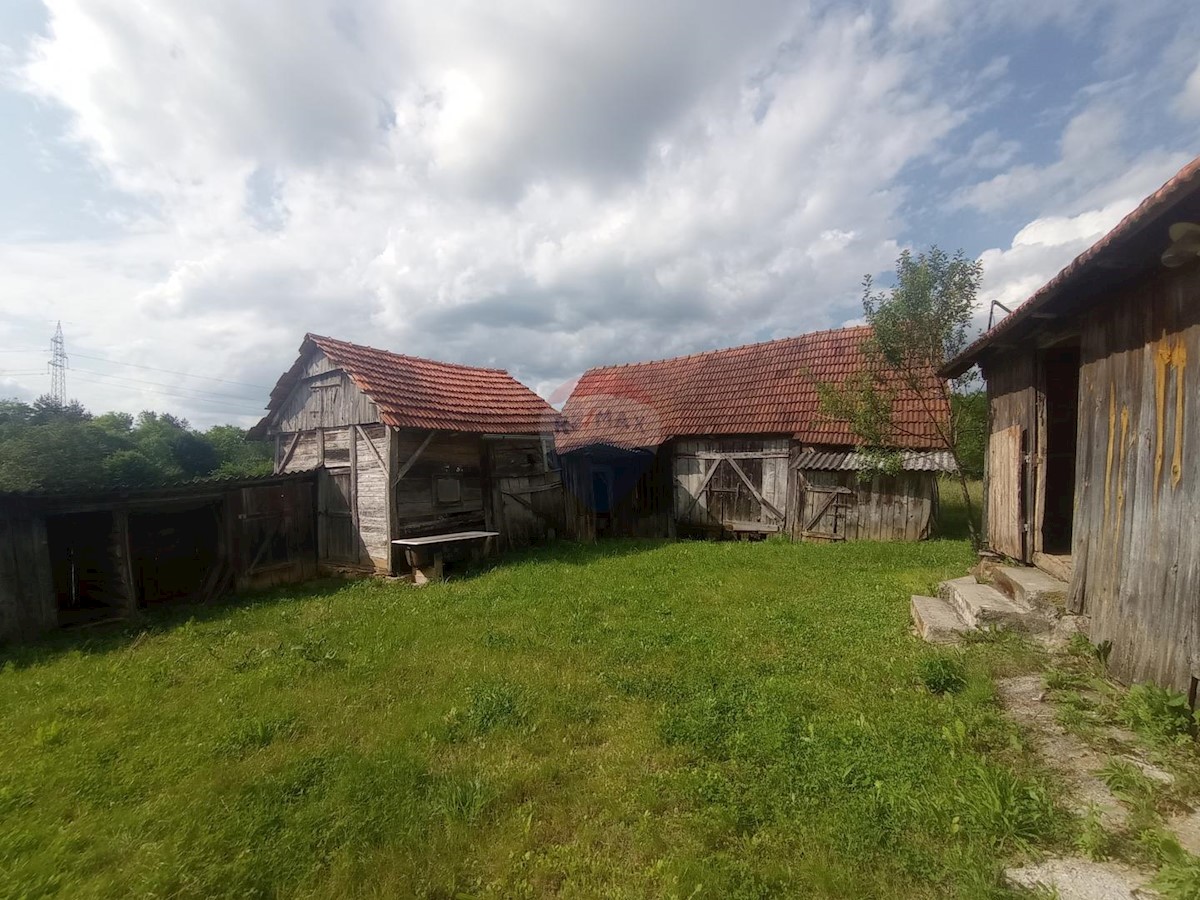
top-left (1, 0), bottom-right (1198, 426)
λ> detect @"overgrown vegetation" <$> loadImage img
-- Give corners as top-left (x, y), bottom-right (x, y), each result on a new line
top-left (0, 395), bottom-right (271, 492)
top-left (1037, 633), bottom-right (1200, 893)
top-left (0, 494), bottom-right (1070, 898)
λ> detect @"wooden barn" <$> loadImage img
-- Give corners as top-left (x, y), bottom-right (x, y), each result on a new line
top-left (251, 334), bottom-right (564, 572)
top-left (0, 470), bottom-right (318, 644)
top-left (942, 156), bottom-right (1200, 695)
top-left (558, 326), bottom-right (955, 541)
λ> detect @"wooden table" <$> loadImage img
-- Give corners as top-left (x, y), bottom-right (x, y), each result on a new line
top-left (392, 531), bottom-right (499, 584)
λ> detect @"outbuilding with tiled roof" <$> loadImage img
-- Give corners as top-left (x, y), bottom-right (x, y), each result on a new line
top-left (557, 326), bottom-right (954, 543)
top-left (254, 334), bottom-right (565, 573)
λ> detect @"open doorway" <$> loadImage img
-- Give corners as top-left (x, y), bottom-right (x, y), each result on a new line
top-left (45, 511), bottom-right (127, 626)
top-left (1040, 345), bottom-right (1080, 555)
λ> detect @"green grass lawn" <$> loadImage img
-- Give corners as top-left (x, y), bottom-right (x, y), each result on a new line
top-left (1, 488), bottom-right (1069, 898)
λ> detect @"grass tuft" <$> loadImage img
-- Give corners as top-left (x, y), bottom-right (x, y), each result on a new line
top-left (917, 654), bottom-right (967, 695)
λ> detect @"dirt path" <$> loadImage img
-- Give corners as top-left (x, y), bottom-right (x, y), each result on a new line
top-left (995, 675), bottom-right (1160, 898)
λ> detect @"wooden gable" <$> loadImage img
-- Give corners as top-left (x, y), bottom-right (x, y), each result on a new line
top-left (268, 347), bottom-right (380, 433)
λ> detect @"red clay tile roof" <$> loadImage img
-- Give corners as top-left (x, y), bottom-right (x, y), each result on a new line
top-left (942, 153), bottom-right (1200, 377)
top-left (254, 334), bottom-right (558, 436)
top-left (558, 326), bottom-right (949, 452)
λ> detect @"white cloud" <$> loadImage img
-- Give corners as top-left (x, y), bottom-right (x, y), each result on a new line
top-left (976, 197), bottom-right (1138, 317)
top-left (4, 0), bottom-right (966, 424)
top-left (1177, 59), bottom-right (1200, 118)
top-left (2, 0), bottom-right (1196, 426)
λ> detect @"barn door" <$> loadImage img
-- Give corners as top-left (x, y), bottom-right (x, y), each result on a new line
top-left (493, 473), bottom-right (565, 549)
top-left (799, 483), bottom-right (855, 541)
top-left (318, 469), bottom-right (358, 563)
top-left (677, 453), bottom-right (785, 534)
top-left (987, 424), bottom-right (1025, 559)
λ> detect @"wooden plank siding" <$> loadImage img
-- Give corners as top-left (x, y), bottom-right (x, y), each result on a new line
top-left (1070, 263), bottom-right (1199, 693)
top-left (789, 470), bottom-right (938, 542)
top-left (0, 511), bottom-right (57, 641)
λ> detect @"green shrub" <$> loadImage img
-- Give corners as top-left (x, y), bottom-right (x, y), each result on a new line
top-left (918, 655), bottom-right (967, 695)
top-left (1119, 683), bottom-right (1196, 742)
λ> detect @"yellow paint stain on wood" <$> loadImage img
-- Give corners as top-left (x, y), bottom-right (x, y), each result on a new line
top-left (1171, 341), bottom-right (1187, 488)
top-left (1104, 386), bottom-right (1115, 526)
top-left (1154, 337), bottom-right (1172, 502)
top-left (1115, 405), bottom-right (1129, 540)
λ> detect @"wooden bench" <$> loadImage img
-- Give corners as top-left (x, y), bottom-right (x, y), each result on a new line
top-left (392, 531), bottom-right (499, 584)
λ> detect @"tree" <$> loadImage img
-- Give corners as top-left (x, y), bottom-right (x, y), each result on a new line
top-left (819, 246), bottom-right (983, 548)
top-left (205, 424), bottom-right (273, 477)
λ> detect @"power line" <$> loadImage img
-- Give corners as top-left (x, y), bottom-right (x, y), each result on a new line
top-left (71, 367), bottom-right (265, 405)
top-left (70, 352), bottom-right (271, 389)
top-left (70, 374), bottom-right (265, 415)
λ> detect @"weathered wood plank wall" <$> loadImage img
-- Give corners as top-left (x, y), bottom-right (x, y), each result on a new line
top-left (1072, 263), bottom-right (1199, 693)
top-left (484, 437), bottom-right (566, 550)
top-left (788, 469), bottom-right (937, 542)
top-left (0, 510), bottom-right (56, 643)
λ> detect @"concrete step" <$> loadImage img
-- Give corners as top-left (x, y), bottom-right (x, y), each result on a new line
top-left (938, 576), bottom-right (1048, 632)
top-left (911, 595), bottom-right (970, 644)
top-left (992, 565), bottom-right (1068, 611)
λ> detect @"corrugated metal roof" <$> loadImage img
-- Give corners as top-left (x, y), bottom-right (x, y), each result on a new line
top-left (794, 448), bottom-right (957, 472)
top-left (942, 153), bottom-right (1200, 377)
top-left (558, 326), bottom-right (950, 453)
top-left (254, 334), bottom-right (560, 437)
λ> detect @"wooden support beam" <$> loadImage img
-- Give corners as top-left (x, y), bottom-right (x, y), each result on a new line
top-left (354, 425), bottom-right (387, 471)
top-left (113, 509), bottom-right (138, 618)
top-left (678, 458), bottom-right (722, 521)
top-left (349, 428), bottom-right (360, 564)
top-left (278, 432), bottom-right (301, 472)
top-left (689, 450), bottom-right (790, 459)
top-left (394, 430), bottom-right (436, 484)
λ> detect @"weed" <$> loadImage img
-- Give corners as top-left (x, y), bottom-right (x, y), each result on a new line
top-left (444, 681), bottom-right (529, 741)
top-left (1067, 632), bottom-right (1094, 657)
top-left (954, 763), bottom-right (1061, 851)
top-left (1152, 855), bottom-right (1200, 900)
top-left (1097, 758), bottom-right (1156, 800)
top-left (1137, 826), bottom-right (1187, 866)
top-left (214, 715), bottom-right (300, 757)
top-left (1075, 805), bottom-right (1113, 861)
top-left (434, 775), bottom-right (494, 825)
top-left (1119, 683), bottom-right (1196, 742)
top-left (1044, 668), bottom-right (1087, 691)
top-left (918, 654), bottom-right (967, 694)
